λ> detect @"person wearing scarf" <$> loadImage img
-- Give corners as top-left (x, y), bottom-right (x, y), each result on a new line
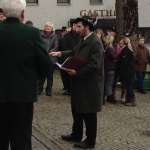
top-left (113, 36), bottom-right (127, 103)
top-left (134, 37), bottom-right (150, 94)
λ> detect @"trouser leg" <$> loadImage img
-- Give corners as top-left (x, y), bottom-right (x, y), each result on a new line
top-left (61, 70), bottom-right (71, 92)
top-left (9, 103), bottom-right (33, 150)
top-left (136, 71), bottom-right (145, 90)
top-left (83, 113), bottom-right (97, 146)
top-left (38, 77), bottom-right (46, 91)
top-left (65, 73), bottom-right (71, 92)
top-left (60, 69), bottom-right (66, 89)
top-left (46, 65), bottom-right (54, 91)
top-left (0, 103), bottom-right (9, 150)
top-left (124, 82), bottom-right (135, 98)
top-left (71, 106), bottom-right (83, 141)
top-left (105, 72), bottom-right (115, 96)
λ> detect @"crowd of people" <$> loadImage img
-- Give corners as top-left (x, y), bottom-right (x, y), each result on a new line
top-left (35, 16), bottom-right (150, 107)
top-left (0, 0), bottom-right (150, 149)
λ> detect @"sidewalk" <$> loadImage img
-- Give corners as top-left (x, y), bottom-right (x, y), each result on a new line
top-left (32, 70), bottom-right (150, 150)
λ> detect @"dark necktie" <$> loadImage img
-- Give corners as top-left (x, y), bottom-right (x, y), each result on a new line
top-left (81, 39), bottom-right (85, 45)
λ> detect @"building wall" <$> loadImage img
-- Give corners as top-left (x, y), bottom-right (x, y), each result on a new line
top-left (1, 0), bottom-right (150, 30)
top-left (25, 0), bottom-right (116, 30)
top-left (24, 0), bottom-right (150, 30)
top-left (0, 0), bottom-right (2, 8)
top-left (138, 0), bottom-right (150, 28)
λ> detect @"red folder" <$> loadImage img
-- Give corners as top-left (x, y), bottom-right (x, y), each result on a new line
top-left (56, 56), bottom-right (89, 70)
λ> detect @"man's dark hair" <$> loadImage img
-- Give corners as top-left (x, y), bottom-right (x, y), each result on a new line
top-left (138, 36), bottom-right (145, 41)
top-left (0, 8), bottom-right (3, 13)
top-left (25, 20), bottom-right (33, 26)
top-left (76, 20), bottom-right (93, 32)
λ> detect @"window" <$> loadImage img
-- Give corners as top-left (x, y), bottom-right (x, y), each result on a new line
top-left (90, 0), bottom-right (102, 4)
top-left (57, 0), bottom-right (70, 3)
top-left (26, 0), bottom-right (38, 3)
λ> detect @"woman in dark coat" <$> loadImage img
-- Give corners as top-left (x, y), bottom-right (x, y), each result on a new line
top-left (117, 37), bottom-right (136, 106)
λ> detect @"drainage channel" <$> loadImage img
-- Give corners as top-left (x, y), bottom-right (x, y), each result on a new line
top-left (32, 127), bottom-right (61, 150)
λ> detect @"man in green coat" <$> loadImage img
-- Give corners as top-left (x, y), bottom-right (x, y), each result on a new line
top-left (0, 0), bottom-right (53, 149)
top-left (51, 16), bottom-right (104, 149)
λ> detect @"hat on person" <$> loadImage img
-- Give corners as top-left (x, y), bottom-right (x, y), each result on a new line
top-left (107, 26), bottom-right (118, 33)
top-left (0, 8), bottom-right (3, 13)
top-left (61, 26), bottom-right (67, 31)
top-left (75, 15), bottom-right (95, 31)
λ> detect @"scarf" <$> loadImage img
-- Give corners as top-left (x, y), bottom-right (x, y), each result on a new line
top-left (116, 43), bottom-right (122, 54)
top-left (138, 44), bottom-right (144, 49)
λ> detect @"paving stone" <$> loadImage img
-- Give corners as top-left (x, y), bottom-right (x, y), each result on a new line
top-left (32, 69), bottom-right (150, 149)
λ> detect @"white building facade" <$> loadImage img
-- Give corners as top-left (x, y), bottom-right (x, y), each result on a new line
top-left (1, 0), bottom-right (150, 41)
top-left (24, 0), bottom-right (150, 29)
top-left (24, 0), bottom-right (116, 30)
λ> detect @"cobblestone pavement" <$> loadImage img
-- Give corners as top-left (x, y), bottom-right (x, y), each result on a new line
top-left (32, 69), bottom-right (150, 150)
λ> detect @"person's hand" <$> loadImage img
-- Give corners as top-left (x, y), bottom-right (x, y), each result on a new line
top-left (66, 69), bottom-right (77, 76)
top-left (50, 52), bottom-right (62, 57)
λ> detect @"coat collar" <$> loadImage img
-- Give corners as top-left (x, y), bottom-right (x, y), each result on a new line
top-left (4, 17), bottom-right (20, 23)
top-left (84, 32), bottom-right (93, 41)
top-left (84, 32), bottom-right (95, 45)
top-left (82, 33), bottom-right (96, 46)
top-left (79, 32), bottom-right (95, 48)
top-left (41, 30), bottom-right (55, 39)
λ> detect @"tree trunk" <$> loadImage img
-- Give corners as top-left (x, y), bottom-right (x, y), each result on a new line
top-left (116, 0), bottom-right (124, 41)
top-left (116, 0), bottom-right (139, 44)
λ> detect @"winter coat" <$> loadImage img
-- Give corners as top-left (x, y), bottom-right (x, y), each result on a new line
top-left (0, 18), bottom-right (53, 103)
top-left (134, 45), bottom-right (149, 72)
top-left (62, 29), bottom-right (80, 50)
top-left (41, 31), bottom-right (59, 63)
top-left (117, 46), bottom-right (135, 83)
top-left (61, 33), bottom-right (104, 113)
top-left (107, 46), bottom-right (118, 71)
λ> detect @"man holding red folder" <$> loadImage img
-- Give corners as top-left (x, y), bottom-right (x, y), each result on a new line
top-left (50, 15), bottom-right (104, 149)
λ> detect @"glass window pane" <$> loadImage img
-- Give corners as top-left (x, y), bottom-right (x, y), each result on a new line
top-left (26, 0), bottom-right (37, 3)
top-left (90, 0), bottom-right (102, 3)
top-left (57, 0), bottom-right (69, 3)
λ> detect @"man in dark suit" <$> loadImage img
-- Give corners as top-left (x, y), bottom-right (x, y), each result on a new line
top-left (60, 22), bottom-right (80, 95)
top-left (0, 0), bottom-right (53, 149)
top-left (51, 16), bottom-right (104, 149)
top-left (59, 26), bottom-right (67, 90)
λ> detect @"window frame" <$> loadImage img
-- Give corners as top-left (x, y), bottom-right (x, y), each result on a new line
top-left (57, 0), bottom-right (70, 4)
top-left (90, 0), bottom-right (102, 5)
top-left (26, 0), bottom-right (38, 5)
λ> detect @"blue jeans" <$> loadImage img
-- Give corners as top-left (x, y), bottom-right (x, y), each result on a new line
top-left (135, 71), bottom-right (145, 90)
top-left (105, 71), bottom-right (115, 96)
top-left (123, 82), bottom-right (135, 98)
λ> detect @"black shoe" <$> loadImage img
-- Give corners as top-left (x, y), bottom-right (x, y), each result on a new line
top-left (109, 99), bottom-right (118, 104)
top-left (62, 90), bottom-right (71, 95)
top-left (46, 91), bottom-right (52, 96)
top-left (138, 89), bottom-right (146, 94)
top-left (38, 90), bottom-right (42, 95)
top-left (106, 95), bottom-right (117, 104)
top-left (74, 141), bottom-right (95, 149)
top-left (61, 134), bottom-right (80, 142)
